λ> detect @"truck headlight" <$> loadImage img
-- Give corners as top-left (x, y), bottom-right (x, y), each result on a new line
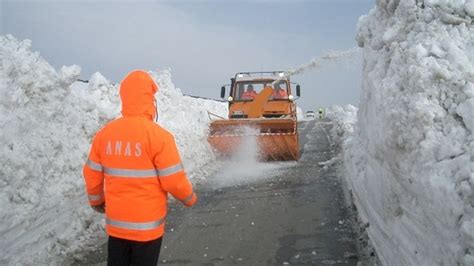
top-left (288, 95), bottom-right (294, 101)
top-left (228, 96), bottom-right (234, 102)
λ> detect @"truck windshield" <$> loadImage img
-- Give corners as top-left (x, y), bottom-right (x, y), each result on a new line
top-left (234, 81), bottom-right (289, 101)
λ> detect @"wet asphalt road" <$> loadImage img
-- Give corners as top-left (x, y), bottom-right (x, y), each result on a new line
top-left (75, 119), bottom-right (358, 265)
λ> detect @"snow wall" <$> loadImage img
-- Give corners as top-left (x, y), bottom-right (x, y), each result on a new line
top-left (0, 35), bottom-right (227, 265)
top-left (346, 0), bottom-right (474, 265)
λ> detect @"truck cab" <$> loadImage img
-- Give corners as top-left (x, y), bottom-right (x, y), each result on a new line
top-left (220, 72), bottom-right (301, 119)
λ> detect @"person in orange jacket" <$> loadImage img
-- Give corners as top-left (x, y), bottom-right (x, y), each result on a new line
top-left (83, 70), bottom-right (197, 266)
top-left (241, 84), bottom-right (258, 100)
top-left (272, 83), bottom-right (288, 99)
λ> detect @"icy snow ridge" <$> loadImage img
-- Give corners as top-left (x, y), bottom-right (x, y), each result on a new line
top-left (347, 1), bottom-right (474, 265)
top-left (0, 35), bottom-right (226, 265)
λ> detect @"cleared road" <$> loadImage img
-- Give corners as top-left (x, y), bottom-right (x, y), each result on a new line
top-left (75, 120), bottom-right (359, 265)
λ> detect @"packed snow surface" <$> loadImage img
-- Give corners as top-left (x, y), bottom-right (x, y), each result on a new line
top-left (346, 0), bottom-right (474, 265)
top-left (0, 35), bottom-right (226, 265)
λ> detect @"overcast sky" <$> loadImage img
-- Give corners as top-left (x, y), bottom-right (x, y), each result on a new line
top-left (1, 0), bottom-right (374, 111)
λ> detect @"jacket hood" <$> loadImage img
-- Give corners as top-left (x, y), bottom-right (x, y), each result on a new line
top-left (120, 70), bottom-right (158, 119)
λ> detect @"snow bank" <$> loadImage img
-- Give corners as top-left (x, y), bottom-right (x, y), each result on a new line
top-left (0, 35), bottom-right (226, 265)
top-left (346, 1), bottom-right (474, 264)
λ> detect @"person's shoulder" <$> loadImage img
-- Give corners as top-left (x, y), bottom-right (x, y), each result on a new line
top-left (90, 118), bottom-right (118, 143)
top-left (95, 119), bottom-right (116, 135)
top-left (148, 122), bottom-right (175, 140)
top-left (99, 117), bottom-right (124, 133)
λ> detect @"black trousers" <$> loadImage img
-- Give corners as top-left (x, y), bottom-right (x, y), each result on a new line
top-left (107, 236), bottom-right (163, 266)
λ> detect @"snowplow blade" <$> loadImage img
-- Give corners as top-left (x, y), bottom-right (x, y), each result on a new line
top-left (208, 118), bottom-right (299, 161)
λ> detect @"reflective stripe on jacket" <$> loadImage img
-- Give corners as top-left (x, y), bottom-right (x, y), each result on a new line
top-left (83, 70), bottom-right (197, 242)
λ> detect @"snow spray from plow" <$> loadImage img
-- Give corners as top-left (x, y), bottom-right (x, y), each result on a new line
top-left (211, 126), bottom-right (292, 187)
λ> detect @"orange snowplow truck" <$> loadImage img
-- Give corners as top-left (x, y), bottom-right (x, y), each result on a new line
top-left (208, 71), bottom-right (301, 160)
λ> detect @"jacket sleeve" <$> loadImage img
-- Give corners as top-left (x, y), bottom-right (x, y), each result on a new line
top-left (153, 132), bottom-right (197, 207)
top-left (83, 132), bottom-right (105, 207)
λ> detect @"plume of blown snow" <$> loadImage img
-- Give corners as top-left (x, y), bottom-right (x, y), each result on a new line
top-left (271, 47), bottom-right (360, 86)
top-left (287, 47), bottom-right (360, 76)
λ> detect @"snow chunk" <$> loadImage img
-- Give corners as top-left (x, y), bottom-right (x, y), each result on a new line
top-left (466, 0), bottom-right (474, 17)
top-left (456, 98), bottom-right (474, 133)
top-left (326, 105), bottom-right (358, 145)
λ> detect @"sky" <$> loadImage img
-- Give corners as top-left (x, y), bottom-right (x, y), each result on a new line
top-left (1, 0), bottom-right (374, 111)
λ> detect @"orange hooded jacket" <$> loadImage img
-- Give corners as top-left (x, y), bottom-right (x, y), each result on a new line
top-left (83, 70), bottom-right (197, 242)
